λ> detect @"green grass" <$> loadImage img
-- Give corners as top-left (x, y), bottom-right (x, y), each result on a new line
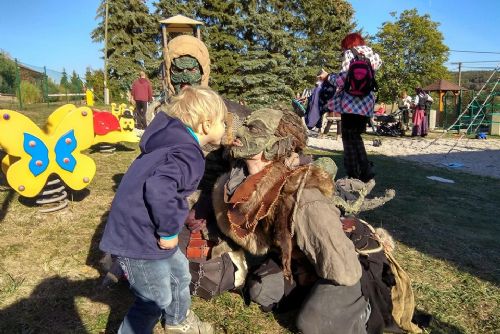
top-left (0, 103), bottom-right (499, 333)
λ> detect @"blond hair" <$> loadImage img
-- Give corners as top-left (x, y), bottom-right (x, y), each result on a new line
top-left (165, 86), bottom-right (227, 130)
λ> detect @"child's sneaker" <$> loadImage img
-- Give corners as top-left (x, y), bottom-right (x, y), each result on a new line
top-left (164, 310), bottom-right (214, 334)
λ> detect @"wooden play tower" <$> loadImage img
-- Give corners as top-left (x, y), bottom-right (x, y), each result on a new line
top-left (159, 15), bottom-right (204, 92)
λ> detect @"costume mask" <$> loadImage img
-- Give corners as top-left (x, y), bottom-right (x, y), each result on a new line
top-left (170, 56), bottom-right (202, 94)
top-left (165, 35), bottom-right (210, 96)
top-left (231, 109), bottom-right (292, 160)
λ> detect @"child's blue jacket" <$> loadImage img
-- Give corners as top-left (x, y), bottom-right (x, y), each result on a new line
top-left (99, 112), bottom-right (205, 259)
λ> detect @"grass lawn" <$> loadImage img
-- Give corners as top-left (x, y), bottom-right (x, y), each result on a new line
top-left (0, 103), bottom-right (499, 333)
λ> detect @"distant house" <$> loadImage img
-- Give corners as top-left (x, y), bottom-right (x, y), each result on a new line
top-left (1, 52), bottom-right (44, 84)
top-left (18, 63), bottom-right (44, 84)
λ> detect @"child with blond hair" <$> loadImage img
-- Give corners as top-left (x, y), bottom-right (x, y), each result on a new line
top-left (100, 86), bottom-right (227, 334)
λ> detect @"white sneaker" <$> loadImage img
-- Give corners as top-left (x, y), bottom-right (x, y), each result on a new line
top-left (164, 310), bottom-right (214, 334)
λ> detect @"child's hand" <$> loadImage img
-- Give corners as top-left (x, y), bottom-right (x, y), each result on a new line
top-left (158, 236), bottom-right (178, 250)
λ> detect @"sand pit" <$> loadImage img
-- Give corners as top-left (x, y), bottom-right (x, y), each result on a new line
top-left (308, 135), bottom-right (500, 179)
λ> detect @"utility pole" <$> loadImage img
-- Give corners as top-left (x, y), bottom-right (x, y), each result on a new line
top-left (451, 62), bottom-right (463, 116)
top-left (103, 0), bottom-right (109, 105)
top-left (457, 62), bottom-right (462, 87)
top-left (451, 62), bottom-right (463, 86)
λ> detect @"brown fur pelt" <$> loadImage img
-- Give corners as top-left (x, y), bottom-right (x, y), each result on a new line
top-left (213, 172), bottom-right (272, 255)
top-left (213, 163), bottom-right (334, 277)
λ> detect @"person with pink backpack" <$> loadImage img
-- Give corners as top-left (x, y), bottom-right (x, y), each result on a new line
top-left (331, 33), bottom-right (382, 182)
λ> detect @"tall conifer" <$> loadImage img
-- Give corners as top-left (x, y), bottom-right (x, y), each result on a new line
top-left (92, 0), bottom-right (160, 92)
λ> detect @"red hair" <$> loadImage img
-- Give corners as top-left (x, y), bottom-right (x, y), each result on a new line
top-left (341, 33), bottom-right (366, 50)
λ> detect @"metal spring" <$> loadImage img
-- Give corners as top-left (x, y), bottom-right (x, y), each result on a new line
top-left (36, 178), bottom-right (68, 213)
top-left (98, 143), bottom-right (116, 153)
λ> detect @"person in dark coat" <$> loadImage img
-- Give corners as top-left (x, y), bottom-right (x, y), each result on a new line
top-left (99, 86), bottom-right (227, 334)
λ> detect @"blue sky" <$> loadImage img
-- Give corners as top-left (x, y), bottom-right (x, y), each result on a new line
top-left (1, 0), bottom-right (499, 82)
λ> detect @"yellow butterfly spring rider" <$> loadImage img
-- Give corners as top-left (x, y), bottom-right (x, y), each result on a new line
top-left (0, 105), bottom-right (96, 197)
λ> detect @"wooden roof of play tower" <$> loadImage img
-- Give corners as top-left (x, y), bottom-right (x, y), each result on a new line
top-left (159, 15), bottom-right (204, 33)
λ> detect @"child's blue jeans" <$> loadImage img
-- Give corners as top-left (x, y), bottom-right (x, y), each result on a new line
top-left (116, 248), bottom-right (191, 334)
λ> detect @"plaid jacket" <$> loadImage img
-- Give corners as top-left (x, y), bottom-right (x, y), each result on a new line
top-left (327, 72), bottom-right (376, 117)
top-left (327, 46), bottom-right (382, 117)
top-left (340, 45), bottom-right (382, 72)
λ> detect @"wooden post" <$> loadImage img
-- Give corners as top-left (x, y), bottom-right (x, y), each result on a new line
top-left (161, 24), bottom-right (169, 94)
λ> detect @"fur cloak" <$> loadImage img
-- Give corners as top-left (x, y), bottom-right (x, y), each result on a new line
top-left (213, 162), bottom-right (361, 286)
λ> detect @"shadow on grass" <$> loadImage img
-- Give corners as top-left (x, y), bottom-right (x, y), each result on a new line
top-left (89, 143), bottom-right (136, 154)
top-left (0, 210), bottom-right (131, 333)
top-left (0, 188), bottom-right (15, 223)
top-left (112, 173), bottom-right (125, 192)
top-left (0, 157), bottom-right (15, 223)
top-left (0, 276), bottom-right (131, 333)
top-left (413, 309), bottom-right (465, 334)
top-left (310, 150), bottom-right (500, 285)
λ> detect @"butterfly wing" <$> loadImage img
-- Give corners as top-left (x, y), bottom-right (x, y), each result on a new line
top-left (50, 107), bottom-right (96, 190)
top-left (45, 104), bottom-right (76, 135)
top-left (0, 110), bottom-right (52, 197)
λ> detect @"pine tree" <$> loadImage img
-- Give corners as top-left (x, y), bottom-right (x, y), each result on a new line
top-left (301, 0), bottom-right (355, 74)
top-left (60, 69), bottom-right (69, 89)
top-left (70, 70), bottom-right (83, 94)
top-left (92, 0), bottom-right (161, 96)
top-left (153, 0), bottom-right (355, 108)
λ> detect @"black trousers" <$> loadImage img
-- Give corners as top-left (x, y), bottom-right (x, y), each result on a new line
top-left (341, 113), bottom-right (373, 181)
top-left (134, 100), bottom-right (148, 129)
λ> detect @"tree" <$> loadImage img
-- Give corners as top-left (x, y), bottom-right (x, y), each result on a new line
top-left (85, 67), bottom-right (104, 102)
top-left (60, 68), bottom-right (69, 90)
top-left (70, 70), bottom-right (83, 94)
top-left (0, 52), bottom-right (17, 94)
top-left (154, 0), bottom-right (354, 108)
top-left (45, 77), bottom-right (61, 103)
top-left (300, 1), bottom-right (355, 80)
top-left (92, 0), bottom-right (161, 95)
top-left (373, 9), bottom-right (449, 103)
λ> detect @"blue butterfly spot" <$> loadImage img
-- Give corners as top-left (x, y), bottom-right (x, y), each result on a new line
top-left (23, 133), bottom-right (49, 177)
top-left (55, 130), bottom-right (77, 172)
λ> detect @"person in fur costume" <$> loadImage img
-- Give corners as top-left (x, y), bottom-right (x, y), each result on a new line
top-left (212, 108), bottom-right (370, 334)
top-left (209, 108), bottom-right (421, 334)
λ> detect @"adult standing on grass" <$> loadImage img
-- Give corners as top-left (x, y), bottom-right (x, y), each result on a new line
top-left (99, 86), bottom-right (227, 334)
top-left (331, 32), bottom-right (382, 182)
top-left (131, 70), bottom-right (153, 130)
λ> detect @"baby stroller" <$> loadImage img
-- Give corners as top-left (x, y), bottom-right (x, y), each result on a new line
top-left (374, 110), bottom-right (403, 137)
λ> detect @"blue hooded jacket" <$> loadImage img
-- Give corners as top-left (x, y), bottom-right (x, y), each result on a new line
top-left (99, 112), bottom-right (205, 259)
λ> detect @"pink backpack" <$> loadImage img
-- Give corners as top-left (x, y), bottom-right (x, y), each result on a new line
top-left (344, 48), bottom-right (378, 97)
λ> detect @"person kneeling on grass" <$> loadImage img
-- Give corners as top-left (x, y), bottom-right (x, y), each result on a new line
top-left (99, 86), bottom-right (227, 334)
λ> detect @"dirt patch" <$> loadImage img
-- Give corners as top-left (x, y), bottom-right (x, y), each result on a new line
top-left (308, 135), bottom-right (500, 179)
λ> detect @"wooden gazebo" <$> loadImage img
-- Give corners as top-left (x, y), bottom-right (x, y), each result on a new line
top-left (422, 79), bottom-right (466, 113)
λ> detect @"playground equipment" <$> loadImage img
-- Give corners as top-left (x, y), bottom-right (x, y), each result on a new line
top-left (449, 72), bottom-right (499, 136)
top-left (425, 65), bottom-right (499, 151)
top-left (422, 79), bottom-right (465, 129)
top-left (93, 104), bottom-right (139, 146)
top-left (0, 103), bottom-right (140, 211)
top-left (146, 15), bottom-right (206, 124)
top-left (159, 15), bottom-right (205, 94)
top-left (0, 105), bottom-right (96, 199)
